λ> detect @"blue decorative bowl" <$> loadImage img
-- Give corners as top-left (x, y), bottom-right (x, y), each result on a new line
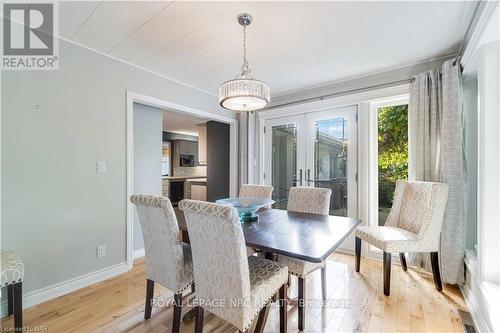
top-left (216, 198), bottom-right (275, 222)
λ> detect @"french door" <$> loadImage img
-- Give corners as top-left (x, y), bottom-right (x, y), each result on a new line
top-left (263, 106), bottom-right (358, 250)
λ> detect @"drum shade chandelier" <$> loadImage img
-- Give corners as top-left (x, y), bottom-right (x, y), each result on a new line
top-left (218, 13), bottom-right (270, 112)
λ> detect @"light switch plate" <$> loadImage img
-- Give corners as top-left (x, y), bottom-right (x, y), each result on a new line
top-left (96, 161), bottom-right (106, 174)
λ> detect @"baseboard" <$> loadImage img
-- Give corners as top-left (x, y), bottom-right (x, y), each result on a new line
top-left (460, 283), bottom-right (492, 333)
top-left (1, 261), bottom-right (128, 317)
top-left (133, 248), bottom-right (145, 259)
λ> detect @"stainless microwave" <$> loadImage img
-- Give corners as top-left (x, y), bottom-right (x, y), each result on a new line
top-left (180, 154), bottom-right (195, 167)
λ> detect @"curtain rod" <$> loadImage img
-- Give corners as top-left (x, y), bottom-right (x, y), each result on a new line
top-left (454, 0), bottom-right (482, 65)
top-left (267, 78), bottom-right (413, 109)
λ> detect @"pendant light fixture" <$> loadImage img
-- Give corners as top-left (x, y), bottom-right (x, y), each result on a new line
top-left (218, 13), bottom-right (270, 112)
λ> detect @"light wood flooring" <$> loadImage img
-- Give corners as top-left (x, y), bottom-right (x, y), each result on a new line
top-left (0, 253), bottom-right (468, 332)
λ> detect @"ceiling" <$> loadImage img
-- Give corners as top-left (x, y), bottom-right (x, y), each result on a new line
top-left (60, 1), bottom-right (476, 97)
top-left (162, 110), bottom-right (206, 137)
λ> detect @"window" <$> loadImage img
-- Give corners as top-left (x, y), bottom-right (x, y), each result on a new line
top-left (377, 104), bottom-right (408, 225)
top-left (370, 97), bottom-right (409, 228)
top-left (162, 142), bottom-right (171, 176)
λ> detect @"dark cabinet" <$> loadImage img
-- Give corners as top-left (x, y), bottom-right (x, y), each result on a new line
top-left (206, 121), bottom-right (230, 202)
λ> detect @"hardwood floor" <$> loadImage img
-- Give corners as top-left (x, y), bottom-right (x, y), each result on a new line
top-left (0, 253), bottom-right (467, 332)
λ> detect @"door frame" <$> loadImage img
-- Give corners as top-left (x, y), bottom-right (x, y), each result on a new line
top-left (126, 90), bottom-right (238, 269)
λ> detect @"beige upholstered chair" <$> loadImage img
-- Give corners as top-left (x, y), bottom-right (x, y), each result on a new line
top-left (355, 180), bottom-right (449, 296)
top-left (179, 199), bottom-right (288, 333)
top-left (130, 195), bottom-right (194, 333)
top-left (1, 252), bottom-right (24, 331)
top-left (239, 184), bottom-right (274, 255)
top-left (277, 186), bottom-right (332, 331)
top-left (239, 184), bottom-right (273, 200)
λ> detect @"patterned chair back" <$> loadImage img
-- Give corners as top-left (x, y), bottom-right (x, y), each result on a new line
top-left (179, 199), bottom-right (251, 324)
top-left (130, 195), bottom-right (187, 291)
top-left (239, 184), bottom-right (273, 199)
top-left (287, 187), bottom-right (332, 215)
top-left (385, 180), bottom-right (449, 249)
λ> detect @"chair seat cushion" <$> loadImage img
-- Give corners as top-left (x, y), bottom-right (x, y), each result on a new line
top-left (355, 226), bottom-right (420, 253)
top-left (238, 256), bottom-right (288, 330)
top-left (1, 252), bottom-right (25, 286)
top-left (249, 256), bottom-right (288, 304)
top-left (277, 255), bottom-right (325, 278)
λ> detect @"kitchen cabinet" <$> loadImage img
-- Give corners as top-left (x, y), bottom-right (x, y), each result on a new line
top-left (198, 124), bottom-right (207, 166)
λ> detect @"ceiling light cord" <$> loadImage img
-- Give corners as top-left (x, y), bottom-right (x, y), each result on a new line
top-left (240, 25), bottom-right (251, 78)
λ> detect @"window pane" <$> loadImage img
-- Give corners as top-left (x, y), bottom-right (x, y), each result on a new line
top-left (271, 124), bottom-right (297, 209)
top-left (314, 118), bottom-right (348, 216)
top-left (378, 105), bottom-right (408, 226)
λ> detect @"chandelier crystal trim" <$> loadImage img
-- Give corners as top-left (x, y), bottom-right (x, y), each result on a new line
top-left (218, 13), bottom-right (270, 112)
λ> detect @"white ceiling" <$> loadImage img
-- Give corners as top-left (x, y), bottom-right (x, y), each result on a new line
top-left (60, 1), bottom-right (476, 96)
top-left (162, 110), bottom-right (206, 137)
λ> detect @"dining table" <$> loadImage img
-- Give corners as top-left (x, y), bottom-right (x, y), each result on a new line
top-left (175, 207), bottom-right (361, 264)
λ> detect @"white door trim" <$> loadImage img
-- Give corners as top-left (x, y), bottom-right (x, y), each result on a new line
top-left (126, 90), bottom-right (238, 269)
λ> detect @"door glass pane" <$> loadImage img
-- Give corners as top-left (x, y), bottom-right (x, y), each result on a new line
top-left (313, 118), bottom-right (348, 216)
top-left (377, 104), bottom-right (408, 225)
top-left (271, 124), bottom-right (297, 209)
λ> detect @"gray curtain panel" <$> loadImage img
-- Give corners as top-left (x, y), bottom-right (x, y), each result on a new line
top-left (237, 111), bottom-right (256, 189)
top-left (408, 59), bottom-right (465, 284)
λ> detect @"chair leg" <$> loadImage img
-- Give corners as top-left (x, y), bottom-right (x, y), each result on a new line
top-left (383, 252), bottom-right (391, 296)
top-left (355, 237), bottom-right (361, 272)
top-left (399, 253), bottom-right (408, 271)
top-left (172, 293), bottom-right (182, 333)
top-left (430, 252), bottom-right (443, 291)
top-left (144, 279), bottom-right (154, 320)
top-left (279, 283), bottom-right (288, 333)
top-left (321, 266), bottom-right (327, 303)
top-left (194, 306), bottom-right (204, 333)
top-left (13, 282), bottom-right (22, 332)
top-left (298, 277), bottom-right (306, 331)
top-left (254, 303), bottom-right (271, 333)
top-left (7, 284), bottom-right (14, 316)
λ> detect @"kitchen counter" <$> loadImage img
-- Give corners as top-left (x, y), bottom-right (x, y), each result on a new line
top-left (185, 178), bottom-right (207, 184)
top-left (162, 175), bottom-right (206, 180)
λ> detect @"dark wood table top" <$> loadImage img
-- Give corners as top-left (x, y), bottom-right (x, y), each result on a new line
top-left (175, 208), bottom-right (361, 263)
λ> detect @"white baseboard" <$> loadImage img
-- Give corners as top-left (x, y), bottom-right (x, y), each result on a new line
top-left (133, 248), bottom-right (145, 259)
top-left (1, 262), bottom-right (128, 317)
top-left (460, 283), bottom-right (491, 333)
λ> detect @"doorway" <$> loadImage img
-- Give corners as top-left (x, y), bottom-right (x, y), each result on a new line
top-left (126, 91), bottom-right (238, 269)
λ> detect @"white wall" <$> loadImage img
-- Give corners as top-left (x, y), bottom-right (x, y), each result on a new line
top-left (1, 37), bottom-right (234, 302)
top-left (460, 2), bottom-right (500, 332)
top-left (132, 103), bottom-right (163, 252)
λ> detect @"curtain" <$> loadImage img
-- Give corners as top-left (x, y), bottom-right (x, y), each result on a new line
top-left (237, 111), bottom-right (256, 189)
top-left (408, 59), bottom-right (465, 284)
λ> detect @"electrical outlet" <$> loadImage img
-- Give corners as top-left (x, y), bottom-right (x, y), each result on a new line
top-left (96, 161), bottom-right (106, 174)
top-left (96, 245), bottom-right (106, 258)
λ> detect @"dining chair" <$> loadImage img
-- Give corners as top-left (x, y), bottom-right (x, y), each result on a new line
top-left (239, 184), bottom-right (274, 255)
top-left (277, 186), bottom-right (332, 331)
top-left (239, 184), bottom-right (273, 200)
top-left (179, 199), bottom-right (288, 333)
top-left (1, 252), bottom-right (24, 332)
top-left (355, 180), bottom-right (449, 296)
top-left (130, 195), bottom-right (194, 333)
